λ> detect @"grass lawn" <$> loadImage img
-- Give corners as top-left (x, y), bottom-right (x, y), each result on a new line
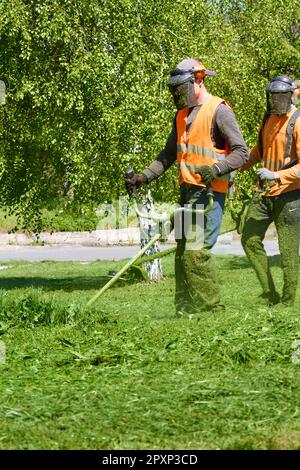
top-left (0, 205), bottom-right (236, 234)
top-left (0, 254), bottom-right (300, 450)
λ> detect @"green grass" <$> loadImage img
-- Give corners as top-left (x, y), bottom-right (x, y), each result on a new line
top-left (0, 204), bottom-right (236, 233)
top-left (0, 206), bottom-right (99, 233)
top-left (0, 197), bottom-right (142, 233)
top-left (1, 255), bottom-right (300, 449)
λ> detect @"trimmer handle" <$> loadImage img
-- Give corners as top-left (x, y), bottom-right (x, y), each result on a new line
top-left (125, 166), bottom-right (135, 180)
top-left (206, 187), bottom-right (214, 198)
top-left (124, 167), bottom-right (136, 197)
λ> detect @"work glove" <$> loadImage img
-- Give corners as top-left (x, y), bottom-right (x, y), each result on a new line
top-left (124, 173), bottom-right (147, 196)
top-left (196, 164), bottom-right (219, 187)
top-left (256, 168), bottom-right (279, 181)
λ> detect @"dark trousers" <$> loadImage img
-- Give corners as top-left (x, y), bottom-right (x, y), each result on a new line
top-left (175, 186), bottom-right (225, 313)
top-left (241, 190), bottom-right (300, 305)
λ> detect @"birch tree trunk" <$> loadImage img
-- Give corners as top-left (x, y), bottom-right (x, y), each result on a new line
top-left (139, 189), bottom-right (163, 282)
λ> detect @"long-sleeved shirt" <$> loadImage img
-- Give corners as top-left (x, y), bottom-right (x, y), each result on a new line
top-left (143, 102), bottom-right (249, 183)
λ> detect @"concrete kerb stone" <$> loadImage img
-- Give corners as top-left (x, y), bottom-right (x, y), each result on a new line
top-left (0, 228), bottom-right (174, 246)
top-left (0, 225), bottom-right (277, 247)
top-left (0, 228), bottom-right (138, 246)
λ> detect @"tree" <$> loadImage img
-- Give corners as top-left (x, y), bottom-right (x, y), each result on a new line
top-left (0, 0), bottom-right (299, 230)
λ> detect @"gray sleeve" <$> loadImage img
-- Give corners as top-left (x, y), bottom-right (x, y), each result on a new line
top-left (142, 118), bottom-right (177, 183)
top-left (214, 104), bottom-right (249, 175)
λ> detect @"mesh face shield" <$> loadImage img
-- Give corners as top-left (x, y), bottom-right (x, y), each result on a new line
top-left (268, 92), bottom-right (292, 115)
top-left (167, 70), bottom-right (198, 110)
top-left (267, 76), bottom-right (295, 115)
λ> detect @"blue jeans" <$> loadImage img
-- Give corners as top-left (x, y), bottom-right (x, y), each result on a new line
top-left (179, 186), bottom-right (226, 248)
top-left (175, 186), bottom-right (226, 313)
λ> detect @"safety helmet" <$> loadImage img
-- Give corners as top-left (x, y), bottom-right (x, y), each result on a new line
top-left (167, 58), bottom-right (215, 109)
top-left (267, 75), bottom-right (296, 94)
top-left (167, 58), bottom-right (216, 88)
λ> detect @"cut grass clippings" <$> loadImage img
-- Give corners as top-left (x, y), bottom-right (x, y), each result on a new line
top-left (0, 255), bottom-right (300, 449)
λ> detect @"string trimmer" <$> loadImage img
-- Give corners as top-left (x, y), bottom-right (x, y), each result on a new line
top-left (87, 168), bottom-right (214, 306)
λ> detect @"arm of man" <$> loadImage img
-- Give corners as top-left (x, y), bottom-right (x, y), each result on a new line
top-left (212, 104), bottom-right (250, 175)
top-left (240, 144), bottom-right (262, 172)
top-left (142, 118), bottom-right (177, 183)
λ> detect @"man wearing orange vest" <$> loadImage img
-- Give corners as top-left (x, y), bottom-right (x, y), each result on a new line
top-left (241, 76), bottom-right (300, 306)
top-left (125, 58), bottom-right (249, 316)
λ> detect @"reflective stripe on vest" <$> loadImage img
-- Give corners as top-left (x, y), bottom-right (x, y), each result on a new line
top-left (177, 143), bottom-right (228, 160)
top-left (176, 95), bottom-right (230, 193)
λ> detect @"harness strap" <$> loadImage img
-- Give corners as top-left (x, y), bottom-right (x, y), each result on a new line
top-left (284, 108), bottom-right (300, 161)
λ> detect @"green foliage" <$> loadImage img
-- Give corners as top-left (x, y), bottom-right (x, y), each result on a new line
top-left (0, 0), bottom-right (299, 229)
top-left (228, 167), bottom-right (257, 232)
top-left (0, 205), bottom-right (95, 233)
top-left (41, 200), bottom-right (99, 232)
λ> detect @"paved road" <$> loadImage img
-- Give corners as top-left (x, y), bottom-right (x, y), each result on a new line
top-left (0, 239), bottom-right (280, 262)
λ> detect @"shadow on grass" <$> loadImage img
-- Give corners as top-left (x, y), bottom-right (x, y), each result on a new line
top-left (0, 275), bottom-right (139, 292)
top-left (225, 254), bottom-right (282, 270)
top-left (0, 255), bottom-right (286, 291)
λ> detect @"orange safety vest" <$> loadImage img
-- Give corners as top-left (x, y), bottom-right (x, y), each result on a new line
top-left (259, 107), bottom-right (300, 196)
top-left (261, 107), bottom-right (299, 170)
top-left (176, 95), bottom-right (230, 193)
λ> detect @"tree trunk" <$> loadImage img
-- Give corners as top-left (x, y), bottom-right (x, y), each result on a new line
top-left (139, 189), bottom-right (163, 282)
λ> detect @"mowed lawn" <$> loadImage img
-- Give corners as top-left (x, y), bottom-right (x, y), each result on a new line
top-left (1, 254), bottom-right (300, 450)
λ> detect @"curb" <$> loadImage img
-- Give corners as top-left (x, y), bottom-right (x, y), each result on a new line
top-left (0, 228), bottom-right (175, 247)
top-left (0, 226), bottom-right (277, 247)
